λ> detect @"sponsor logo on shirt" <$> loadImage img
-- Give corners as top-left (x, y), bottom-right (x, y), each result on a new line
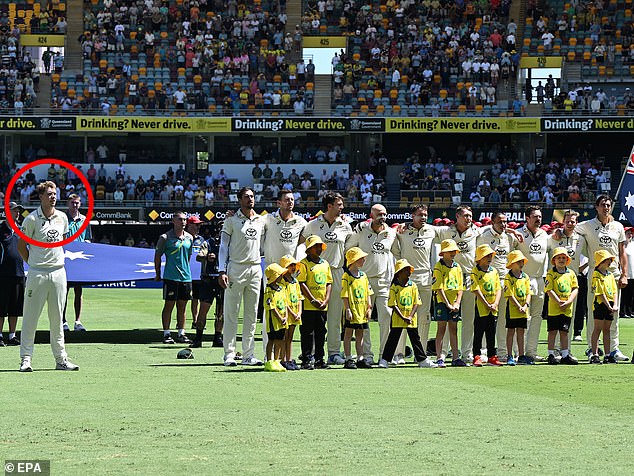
top-left (599, 234), bottom-right (611, 247)
top-left (457, 241), bottom-right (468, 252)
top-left (529, 242), bottom-right (542, 254)
top-left (324, 231), bottom-right (338, 242)
top-left (245, 228), bottom-right (258, 239)
top-left (413, 237), bottom-right (426, 248)
top-left (46, 229), bottom-right (60, 242)
top-left (372, 242), bottom-right (386, 253)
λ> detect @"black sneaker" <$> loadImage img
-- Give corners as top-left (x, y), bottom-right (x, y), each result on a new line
top-left (302, 360), bottom-right (315, 370)
top-left (175, 335), bottom-right (191, 344)
top-left (590, 354), bottom-right (602, 364)
top-left (560, 355), bottom-right (578, 365)
top-left (7, 337), bottom-right (19, 346)
top-left (547, 354), bottom-right (559, 365)
top-left (163, 335), bottom-right (175, 344)
top-left (0, 337), bottom-right (5, 347)
top-left (190, 339), bottom-right (202, 348)
top-left (405, 346), bottom-right (413, 359)
top-left (344, 359), bottom-right (357, 369)
top-left (604, 355), bottom-right (618, 364)
top-left (314, 359), bottom-right (330, 369)
top-left (191, 322), bottom-right (197, 329)
top-left (356, 358), bottom-right (372, 369)
top-left (288, 360), bottom-right (300, 371)
top-left (212, 336), bottom-right (223, 347)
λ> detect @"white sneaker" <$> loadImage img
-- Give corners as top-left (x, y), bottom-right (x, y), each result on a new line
top-left (241, 356), bottom-right (263, 366)
top-left (573, 335), bottom-right (583, 342)
top-left (395, 353), bottom-right (405, 365)
top-left (465, 355), bottom-right (475, 364)
top-left (378, 359), bottom-right (389, 368)
top-left (477, 355), bottom-right (486, 364)
top-left (364, 356), bottom-right (376, 366)
top-left (328, 354), bottom-right (346, 365)
top-left (612, 350), bottom-right (630, 362)
top-left (20, 356), bottom-right (32, 372)
top-left (63, 322), bottom-right (70, 332)
top-left (55, 359), bottom-right (79, 371)
top-left (418, 358), bottom-right (439, 368)
top-left (223, 355), bottom-right (237, 367)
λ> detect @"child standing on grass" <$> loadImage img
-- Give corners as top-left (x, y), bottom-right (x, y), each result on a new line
top-left (504, 250), bottom-right (532, 366)
top-left (263, 263), bottom-right (289, 372)
top-left (470, 245), bottom-right (502, 367)
top-left (341, 247), bottom-right (373, 369)
top-left (545, 247), bottom-right (579, 365)
top-left (298, 235), bottom-right (332, 369)
top-left (280, 254), bottom-right (303, 371)
top-left (380, 259), bottom-right (438, 368)
top-left (432, 239), bottom-right (464, 368)
top-left (590, 250), bottom-right (618, 364)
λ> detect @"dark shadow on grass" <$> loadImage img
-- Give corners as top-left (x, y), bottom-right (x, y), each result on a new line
top-left (19, 329), bottom-right (255, 346)
top-left (0, 368), bottom-right (57, 373)
top-left (149, 363), bottom-right (225, 367)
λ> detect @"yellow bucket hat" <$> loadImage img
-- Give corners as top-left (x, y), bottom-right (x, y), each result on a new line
top-left (551, 247), bottom-right (572, 266)
top-left (279, 254), bottom-right (298, 268)
top-left (394, 259), bottom-right (414, 275)
top-left (345, 247), bottom-right (368, 266)
top-left (594, 249), bottom-right (615, 267)
top-left (439, 239), bottom-right (460, 256)
top-left (506, 250), bottom-right (528, 269)
top-left (475, 244), bottom-right (496, 262)
top-left (305, 235), bottom-right (326, 252)
top-left (264, 263), bottom-right (287, 284)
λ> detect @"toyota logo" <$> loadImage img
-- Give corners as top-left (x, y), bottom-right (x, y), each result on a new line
top-left (46, 230), bottom-right (60, 242)
top-left (529, 242), bottom-right (541, 253)
top-left (280, 230), bottom-right (292, 239)
top-left (599, 235), bottom-right (611, 246)
top-left (325, 231), bottom-right (337, 241)
top-left (457, 241), bottom-right (468, 251)
top-left (245, 228), bottom-right (257, 237)
top-left (373, 242), bottom-right (385, 251)
top-left (567, 248), bottom-right (575, 257)
top-left (413, 237), bottom-right (425, 248)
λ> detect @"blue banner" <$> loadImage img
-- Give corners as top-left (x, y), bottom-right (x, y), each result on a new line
top-left (25, 241), bottom-right (202, 284)
top-left (619, 147), bottom-right (634, 225)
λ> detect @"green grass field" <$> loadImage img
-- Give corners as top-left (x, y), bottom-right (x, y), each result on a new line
top-left (2, 288), bottom-right (634, 475)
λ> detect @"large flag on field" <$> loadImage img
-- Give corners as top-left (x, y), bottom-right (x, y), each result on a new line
top-left (618, 146), bottom-right (634, 225)
top-left (25, 241), bottom-right (202, 284)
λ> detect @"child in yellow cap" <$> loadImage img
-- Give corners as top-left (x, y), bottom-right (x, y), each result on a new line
top-left (504, 250), bottom-right (532, 365)
top-left (263, 263), bottom-right (289, 372)
top-left (297, 235), bottom-right (332, 369)
top-left (470, 244), bottom-right (502, 367)
top-left (341, 247), bottom-right (373, 369)
top-left (590, 250), bottom-right (618, 364)
top-left (545, 247), bottom-right (579, 365)
top-left (432, 239), bottom-right (464, 368)
top-left (280, 255), bottom-right (303, 371)
top-left (379, 259), bottom-right (438, 368)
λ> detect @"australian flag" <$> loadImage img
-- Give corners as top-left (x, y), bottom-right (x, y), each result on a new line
top-left (26, 241), bottom-right (202, 285)
top-left (619, 146), bottom-right (634, 225)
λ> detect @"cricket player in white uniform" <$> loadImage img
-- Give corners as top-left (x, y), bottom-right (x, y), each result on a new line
top-left (548, 210), bottom-right (586, 347)
top-left (218, 187), bottom-right (266, 367)
top-left (391, 204), bottom-right (436, 358)
top-left (347, 204), bottom-right (397, 362)
top-left (574, 195), bottom-right (629, 361)
top-left (476, 211), bottom-right (519, 360)
top-left (18, 181), bottom-right (79, 372)
top-left (302, 192), bottom-right (352, 365)
top-left (261, 190), bottom-right (307, 352)
top-left (434, 206), bottom-right (486, 362)
top-left (517, 206), bottom-right (549, 362)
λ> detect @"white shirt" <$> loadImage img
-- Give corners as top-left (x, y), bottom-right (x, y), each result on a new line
top-left (218, 209), bottom-right (265, 270)
top-left (262, 210), bottom-right (307, 265)
top-left (516, 226), bottom-right (549, 278)
top-left (302, 214), bottom-right (352, 269)
top-left (548, 230), bottom-right (585, 275)
top-left (21, 207), bottom-right (68, 270)
top-left (435, 224), bottom-right (485, 274)
top-left (476, 226), bottom-right (519, 278)
top-left (347, 221), bottom-right (396, 279)
top-left (392, 223), bottom-right (436, 285)
top-left (576, 217), bottom-right (625, 277)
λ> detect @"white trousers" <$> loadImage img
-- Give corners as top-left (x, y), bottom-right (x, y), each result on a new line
top-left (326, 267), bottom-right (344, 357)
top-left (413, 278), bottom-right (433, 351)
top-left (20, 267), bottom-right (68, 361)
top-left (223, 262), bottom-right (262, 360)
top-left (526, 278), bottom-right (546, 357)
top-left (495, 279), bottom-right (509, 356)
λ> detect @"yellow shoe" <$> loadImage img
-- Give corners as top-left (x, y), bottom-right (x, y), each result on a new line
top-left (264, 360), bottom-right (275, 372)
top-left (273, 360), bottom-right (287, 372)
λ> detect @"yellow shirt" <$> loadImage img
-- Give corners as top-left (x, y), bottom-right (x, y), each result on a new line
top-left (341, 270), bottom-right (373, 324)
top-left (297, 257), bottom-right (333, 311)
top-left (264, 284), bottom-right (288, 331)
top-left (504, 271), bottom-right (532, 319)
top-left (283, 278), bottom-right (303, 325)
top-left (388, 280), bottom-right (421, 328)
top-left (591, 269), bottom-right (617, 309)
top-left (432, 260), bottom-right (464, 306)
top-left (470, 265), bottom-right (501, 316)
top-left (545, 267), bottom-right (578, 317)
